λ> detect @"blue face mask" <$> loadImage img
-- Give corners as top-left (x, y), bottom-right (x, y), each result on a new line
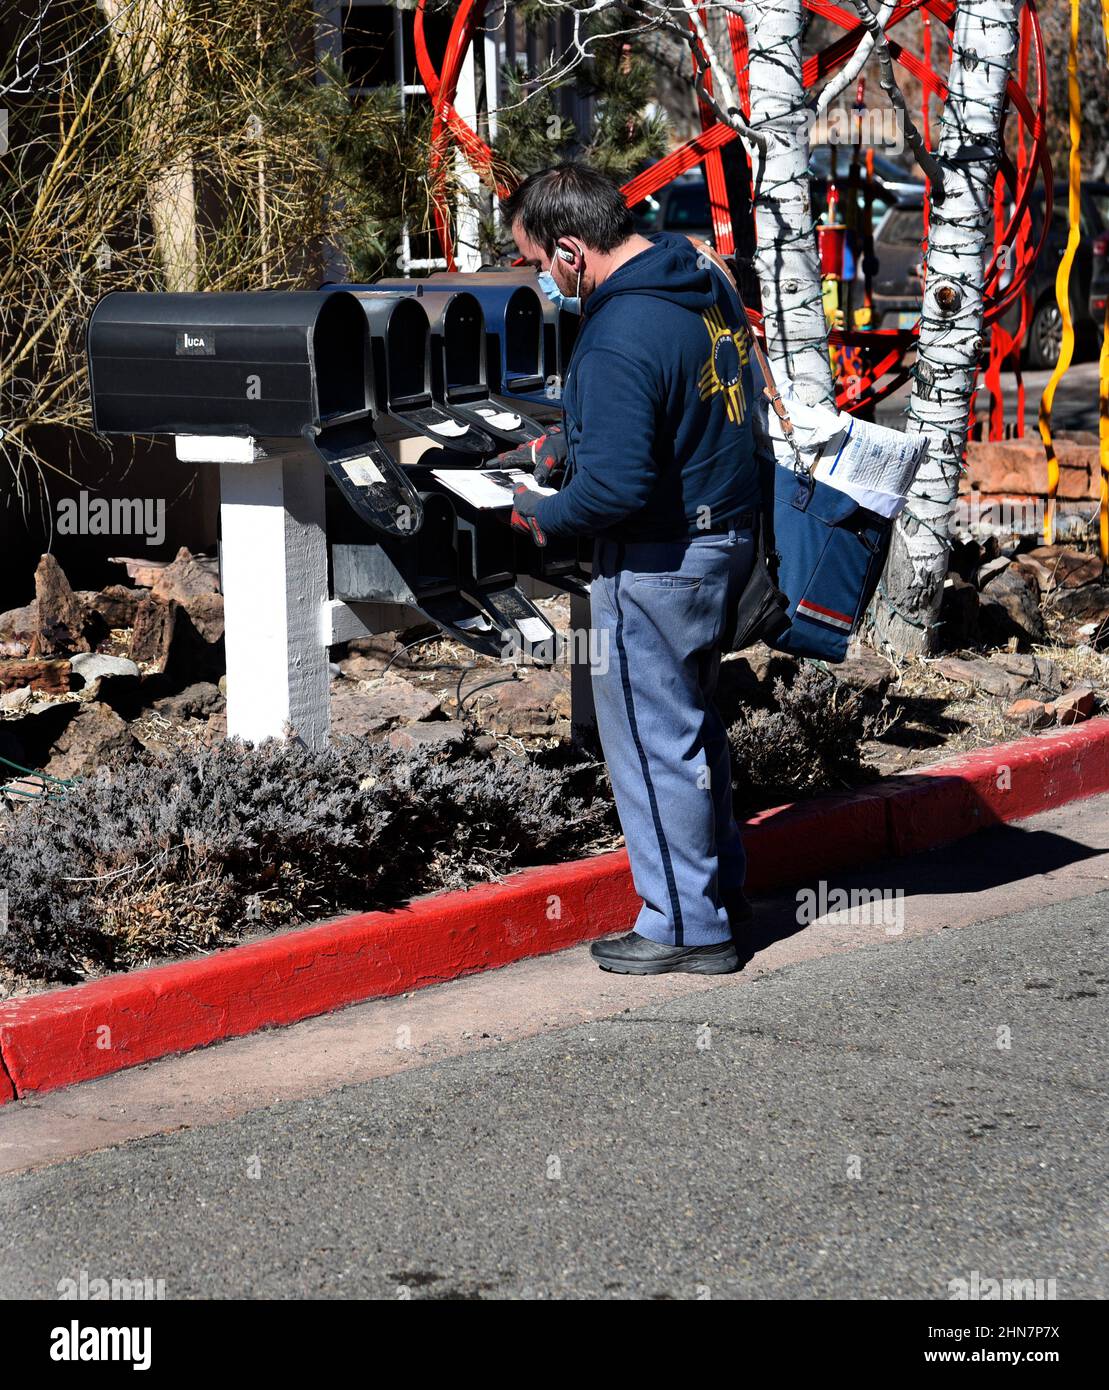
top-left (537, 268), bottom-right (581, 316)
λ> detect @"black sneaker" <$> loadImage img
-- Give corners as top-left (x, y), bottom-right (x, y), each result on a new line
top-left (590, 931), bottom-right (740, 976)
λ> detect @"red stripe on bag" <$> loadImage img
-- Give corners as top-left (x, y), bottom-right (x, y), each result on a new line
top-left (797, 598), bottom-right (853, 629)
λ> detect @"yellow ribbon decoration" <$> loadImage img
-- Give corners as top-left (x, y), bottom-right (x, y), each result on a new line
top-left (1038, 0), bottom-right (1082, 545)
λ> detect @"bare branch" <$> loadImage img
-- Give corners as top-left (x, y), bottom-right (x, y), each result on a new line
top-left (843, 0), bottom-right (945, 197)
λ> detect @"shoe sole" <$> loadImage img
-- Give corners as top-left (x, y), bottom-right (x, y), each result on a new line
top-left (593, 948), bottom-right (740, 977)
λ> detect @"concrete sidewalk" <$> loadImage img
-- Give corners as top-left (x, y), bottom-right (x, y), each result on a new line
top-left (0, 795), bottom-right (1106, 1298)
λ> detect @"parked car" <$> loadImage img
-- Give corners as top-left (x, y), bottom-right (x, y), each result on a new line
top-left (808, 143), bottom-right (925, 210)
top-left (631, 171), bottom-right (715, 242)
top-left (633, 150), bottom-right (923, 248)
top-left (853, 181), bottom-right (1109, 367)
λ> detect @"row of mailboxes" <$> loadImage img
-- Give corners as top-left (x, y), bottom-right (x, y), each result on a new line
top-left (85, 276), bottom-right (588, 658)
top-left (86, 285), bottom-right (562, 449)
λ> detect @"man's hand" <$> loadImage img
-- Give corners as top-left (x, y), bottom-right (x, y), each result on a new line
top-left (510, 483), bottom-right (548, 546)
top-left (495, 425), bottom-right (568, 488)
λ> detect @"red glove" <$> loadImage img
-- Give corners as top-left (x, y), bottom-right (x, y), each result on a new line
top-left (510, 483), bottom-right (548, 546)
top-left (495, 425), bottom-right (568, 488)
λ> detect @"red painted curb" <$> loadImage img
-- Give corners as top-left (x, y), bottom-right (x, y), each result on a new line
top-left (2, 716), bottom-right (1108, 1103)
top-left (0, 1053), bottom-right (14, 1105)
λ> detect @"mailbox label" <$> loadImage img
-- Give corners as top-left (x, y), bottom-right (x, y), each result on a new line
top-left (176, 331), bottom-right (215, 356)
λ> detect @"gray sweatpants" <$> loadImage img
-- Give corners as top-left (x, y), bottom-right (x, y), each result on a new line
top-left (589, 525), bottom-right (757, 947)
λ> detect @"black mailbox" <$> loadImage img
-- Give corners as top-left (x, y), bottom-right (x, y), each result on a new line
top-left (513, 532), bottom-right (591, 600)
top-left (87, 290), bottom-right (371, 437)
top-left (350, 292), bottom-right (496, 455)
top-left (339, 282), bottom-right (544, 448)
top-left (426, 271), bottom-right (561, 411)
top-left (423, 291), bottom-right (544, 447)
top-left (403, 467), bottom-right (557, 661)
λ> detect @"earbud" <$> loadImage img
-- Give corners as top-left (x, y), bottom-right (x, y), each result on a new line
top-left (557, 246), bottom-right (575, 264)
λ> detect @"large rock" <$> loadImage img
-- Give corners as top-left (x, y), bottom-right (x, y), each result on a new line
top-left (978, 568), bottom-right (1045, 649)
top-left (82, 585), bottom-right (144, 631)
top-left (110, 554), bottom-right (201, 589)
top-left (471, 667), bottom-right (571, 737)
top-left (0, 686), bottom-right (33, 713)
top-left (989, 651), bottom-right (1062, 693)
top-left (1053, 583), bottom-right (1109, 623)
top-left (340, 671), bottom-right (441, 725)
top-left (387, 720), bottom-right (467, 753)
top-left (833, 647), bottom-right (898, 696)
top-left (128, 596), bottom-right (177, 669)
top-left (0, 658), bottom-right (71, 694)
top-left (716, 645), bottom-right (799, 715)
top-left (150, 547), bottom-right (220, 603)
top-left (934, 655), bottom-right (1031, 701)
top-left (174, 591), bottom-right (224, 643)
top-left (69, 653), bottom-right (141, 694)
top-left (0, 601), bottom-right (37, 658)
top-left (961, 439), bottom-right (1098, 501)
top-left (1004, 698), bottom-right (1055, 730)
top-left (329, 688), bottom-right (400, 740)
top-left (149, 549), bottom-right (224, 641)
top-left (151, 681), bottom-right (224, 721)
top-left (342, 633), bottom-right (409, 675)
top-left (30, 554), bottom-right (89, 658)
top-left (1025, 545), bottom-right (1104, 590)
top-left (44, 703), bottom-right (136, 778)
top-left (1012, 552), bottom-right (1058, 593)
top-left (1046, 685), bottom-right (1097, 725)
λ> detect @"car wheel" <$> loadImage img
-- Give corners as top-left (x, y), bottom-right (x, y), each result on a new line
top-left (1026, 298), bottom-right (1066, 369)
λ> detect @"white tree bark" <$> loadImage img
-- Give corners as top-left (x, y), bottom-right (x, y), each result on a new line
top-left (868, 0), bottom-right (1020, 656)
top-left (736, 0), bottom-right (834, 409)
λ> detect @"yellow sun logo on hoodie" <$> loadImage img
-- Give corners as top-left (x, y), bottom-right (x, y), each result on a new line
top-left (698, 306), bottom-right (751, 425)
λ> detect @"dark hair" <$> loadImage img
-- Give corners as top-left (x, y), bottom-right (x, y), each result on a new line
top-left (501, 163), bottom-right (635, 255)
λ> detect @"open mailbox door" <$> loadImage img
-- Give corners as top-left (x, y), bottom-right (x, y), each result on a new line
top-left (86, 289), bottom-right (424, 539)
top-left (331, 490), bottom-right (510, 659)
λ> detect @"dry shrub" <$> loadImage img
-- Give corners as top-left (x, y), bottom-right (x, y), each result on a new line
top-left (0, 733), bottom-right (615, 984)
top-left (727, 662), bottom-right (880, 807)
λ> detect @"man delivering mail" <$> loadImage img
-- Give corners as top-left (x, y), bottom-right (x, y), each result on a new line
top-left (502, 163), bottom-right (763, 976)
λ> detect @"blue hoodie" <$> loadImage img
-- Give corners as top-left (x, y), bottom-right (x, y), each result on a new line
top-left (530, 231), bottom-right (762, 542)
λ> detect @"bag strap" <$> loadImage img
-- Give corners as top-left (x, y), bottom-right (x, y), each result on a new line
top-left (687, 237), bottom-right (807, 473)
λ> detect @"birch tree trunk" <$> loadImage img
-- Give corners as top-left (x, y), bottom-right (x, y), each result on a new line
top-left (100, 0), bottom-right (198, 293)
top-left (737, 0), bottom-right (834, 409)
top-left (866, 0), bottom-right (1020, 656)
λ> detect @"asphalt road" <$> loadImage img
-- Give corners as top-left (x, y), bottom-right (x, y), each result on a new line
top-left (1, 889), bottom-right (1105, 1300)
